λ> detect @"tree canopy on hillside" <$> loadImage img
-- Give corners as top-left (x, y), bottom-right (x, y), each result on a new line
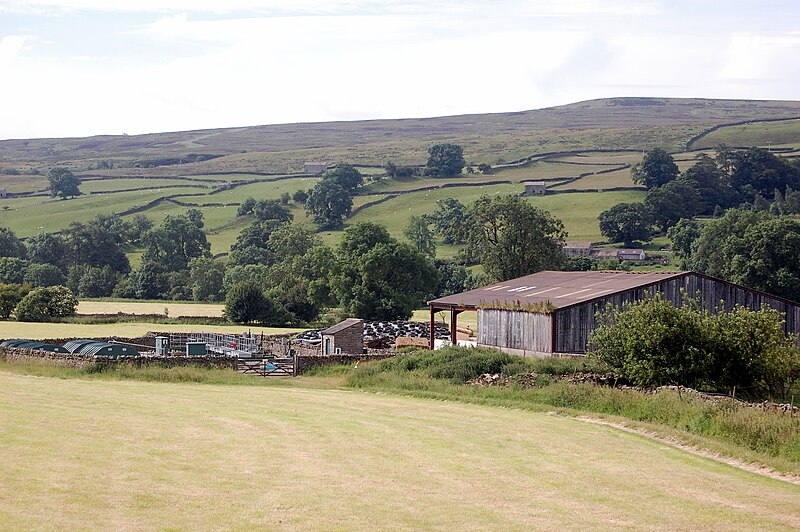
top-left (305, 179), bottom-right (353, 228)
top-left (425, 143), bottom-right (465, 177)
top-left (688, 209), bottom-right (800, 301)
top-left (631, 148), bottom-right (679, 189)
top-left (332, 222), bottom-right (438, 320)
top-left (469, 195), bottom-right (566, 282)
top-left (47, 167), bottom-right (81, 199)
top-left (0, 227), bottom-right (26, 259)
top-left (598, 202), bottom-right (653, 246)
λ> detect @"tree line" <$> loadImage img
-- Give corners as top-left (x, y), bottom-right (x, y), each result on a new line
top-left (598, 146), bottom-right (800, 246)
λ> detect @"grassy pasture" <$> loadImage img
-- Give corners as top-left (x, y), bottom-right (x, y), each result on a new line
top-left (78, 178), bottom-right (211, 193)
top-left (0, 173), bottom-right (48, 193)
top-left (555, 152), bottom-right (643, 164)
top-left (77, 300), bottom-right (225, 317)
top-left (549, 168), bottom-right (640, 190)
top-left (493, 161), bottom-right (620, 181)
top-left (178, 176), bottom-right (318, 204)
top-left (0, 321), bottom-right (301, 340)
top-left (346, 186), bottom-right (645, 242)
top-left (1, 372), bottom-right (798, 529)
top-left (360, 175), bottom-right (511, 194)
top-left (0, 189), bottom-right (206, 237)
top-left (693, 118), bottom-right (800, 149)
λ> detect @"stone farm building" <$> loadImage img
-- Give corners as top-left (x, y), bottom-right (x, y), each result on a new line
top-left (321, 318), bottom-right (364, 355)
top-left (0, 187), bottom-right (7, 198)
top-left (428, 270), bottom-right (800, 357)
top-left (523, 181), bottom-right (547, 195)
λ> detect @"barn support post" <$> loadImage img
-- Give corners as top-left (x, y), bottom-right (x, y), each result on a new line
top-left (429, 305), bottom-right (436, 350)
top-left (450, 309), bottom-right (462, 346)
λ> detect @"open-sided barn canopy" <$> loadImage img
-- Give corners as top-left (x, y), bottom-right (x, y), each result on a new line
top-left (428, 271), bottom-right (800, 355)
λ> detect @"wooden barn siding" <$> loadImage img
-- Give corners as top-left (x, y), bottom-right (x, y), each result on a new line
top-left (554, 273), bottom-right (800, 354)
top-left (478, 309), bottom-right (552, 352)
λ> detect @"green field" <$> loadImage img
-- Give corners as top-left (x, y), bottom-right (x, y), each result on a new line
top-left (549, 167), bottom-right (640, 190)
top-left (78, 178), bottom-right (212, 193)
top-left (1, 371), bottom-right (798, 529)
top-left (694, 119), bottom-right (800, 149)
top-left (0, 189), bottom-right (200, 237)
top-left (178, 176), bottom-right (318, 204)
top-left (493, 161), bottom-right (622, 181)
top-left (346, 186), bottom-right (645, 242)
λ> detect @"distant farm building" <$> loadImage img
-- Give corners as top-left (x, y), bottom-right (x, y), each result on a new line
top-left (589, 248), bottom-right (646, 261)
top-left (563, 242), bottom-right (593, 258)
top-left (304, 162), bottom-right (328, 175)
top-left (0, 187), bottom-right (7, 198)
top-left (214, 182), bottom-right (231, 191)
top-left (563, 242), bottom-right (646, 261)
top-left (321, 318), bottom-right (364, 355)
top-left (523, 181), bottom-right (547, 195)
top-left (428, 270), bottom-right (800, 357)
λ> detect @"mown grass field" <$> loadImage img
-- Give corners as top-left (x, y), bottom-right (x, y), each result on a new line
top-left (1, 371), bottom-right (798, 530)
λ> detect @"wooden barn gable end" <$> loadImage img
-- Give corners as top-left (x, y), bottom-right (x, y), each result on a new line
top-left (553, 272), bottom-right (800, 354)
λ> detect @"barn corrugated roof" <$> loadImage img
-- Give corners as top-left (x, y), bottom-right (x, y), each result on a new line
top-left (429, 270), bottom-right (687, 310)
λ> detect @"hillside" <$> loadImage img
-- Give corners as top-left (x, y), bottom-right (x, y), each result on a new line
top-left (2, 97), bottom-right (800, 255)
top-left (2, 97), bottom-right (800, 173)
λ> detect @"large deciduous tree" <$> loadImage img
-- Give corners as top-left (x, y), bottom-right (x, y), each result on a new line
top-left (142, 212), bottom-right (211, 271)
top-left (403, 215), bottom-right (436, 259)
top-left (631, 148), bottom-right (679, 189)
top-left (427, 198), bottom-right (470, 245)
top-left (598, 202), bottom-right (654, 246)
top-left (332, 222), bottom-right (438, 320)
top-left (47, 167), bottom-right (81, 199)
top-left (305, 179), bottom-right (353, 228)
top-left (323, 163), bottom-right (363, 192)
top-left (729, 147), bottom-right (800, 200)
top-left (469, 194), bottom-right (566, 282)
top-left (65, 220), bottom-right (131, 274)
top-left (644, 178), bottom-right (702, 232)
top-left (425, 143), bottom-right (465, 177)
top-left (25, 232), bottom-right (67, 269)
top-left (224, 281), bottom-right (289, 326)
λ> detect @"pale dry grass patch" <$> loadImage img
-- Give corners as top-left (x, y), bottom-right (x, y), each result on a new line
top-left (0, 372), bottom-right (798, 530)
top-left (77, 301), bottom-right (225, 317)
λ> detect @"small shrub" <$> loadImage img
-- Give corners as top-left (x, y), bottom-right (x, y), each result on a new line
top-left (14, 285), bottom-right (78, 322)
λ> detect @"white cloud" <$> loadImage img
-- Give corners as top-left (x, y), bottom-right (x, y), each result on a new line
top-left (1, 1), bottom-right (800, 139)
top-left (0, 0), bottom-right (662, 16)
top-left (719, 32), bottom-right (800, 81)
top-left (0, 35), bottom-right (31, 64)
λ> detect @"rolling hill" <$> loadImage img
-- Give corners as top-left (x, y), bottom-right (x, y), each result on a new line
top-left (2, 97), bottom-right (800, 255)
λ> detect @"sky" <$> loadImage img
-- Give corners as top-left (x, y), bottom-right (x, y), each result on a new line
top-left (1, 0), bottom-right (799, 140)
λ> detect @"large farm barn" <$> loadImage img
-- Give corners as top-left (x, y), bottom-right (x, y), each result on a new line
top-left (429, 271), bottom-right (800, 356)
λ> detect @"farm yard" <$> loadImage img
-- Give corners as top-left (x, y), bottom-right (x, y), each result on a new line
top-left (1, 371), bottom-right (798, 530)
